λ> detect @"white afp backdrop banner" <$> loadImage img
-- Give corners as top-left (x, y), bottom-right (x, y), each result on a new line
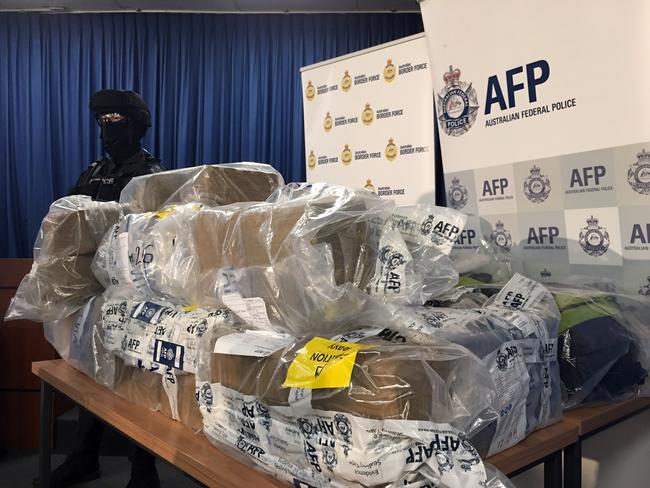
top-left (301, 34), bottom-right (436, 204)
top-left (420, 0), bottom-right (650, 294)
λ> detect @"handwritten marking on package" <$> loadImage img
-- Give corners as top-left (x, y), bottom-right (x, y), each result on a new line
top-left (283, 338), bottom-right (366, 389)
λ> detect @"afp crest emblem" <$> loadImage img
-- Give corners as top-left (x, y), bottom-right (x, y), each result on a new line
top-left (524, 165), bottom-right (551, 203)
top-left (627, 148), bottom-right (650, 195)
top-left (638, 276), bottom-right (650, 296)
top-left (490, 221), bottom-right (512, 252)
top-left (579, 215), bottom-right (610, 257)
top-left (436, 65), bottom-right (479, 137)
top-left (447, 177), bottom-right (468, 210)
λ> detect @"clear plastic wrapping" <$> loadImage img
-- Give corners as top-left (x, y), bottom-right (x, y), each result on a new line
top-left (382, 274), bottom-right (562, 456)
top-left (91, 205), bottom-right (201, 305)
top-left (92, 184), bottom-right (463, 336)
top-left (119, 163), bottom-right (284, 213)
top-left (5, 196), bottom-right (122, 322)
top-left (450, 219), bottom-right (512, 286)
top-left (192, 184), bottom-right (462, 334)
top-left (196, 327), bottom-right (500, 487)
top-left (434, 278), bottom-right (650, 408)
top-left (96, 290), bottom-right (238, 430)
top-left (546, 282), bottom-right (649, 408)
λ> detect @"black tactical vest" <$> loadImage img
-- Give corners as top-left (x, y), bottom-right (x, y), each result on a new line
top-left (67, 149), bottom-right (165, 202)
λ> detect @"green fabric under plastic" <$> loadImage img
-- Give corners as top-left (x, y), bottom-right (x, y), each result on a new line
top-left (554, 293), bottom-right (621, 334)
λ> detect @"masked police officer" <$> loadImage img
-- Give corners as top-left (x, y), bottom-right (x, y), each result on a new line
top-left (46, 89), bottom-right (164, 488)
top-left (68, 89), bottom-right (165, 200)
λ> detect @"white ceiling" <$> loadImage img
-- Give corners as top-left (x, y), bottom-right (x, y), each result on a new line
top-left (0, 0), bottom-right (421, 13)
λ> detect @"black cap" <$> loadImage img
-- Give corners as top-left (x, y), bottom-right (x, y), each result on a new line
top-left (90, 89), bottom-right (151, 127)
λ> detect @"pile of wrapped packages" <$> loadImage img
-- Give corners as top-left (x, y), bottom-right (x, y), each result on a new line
top-left (6, 163), bottom-right (649, 488)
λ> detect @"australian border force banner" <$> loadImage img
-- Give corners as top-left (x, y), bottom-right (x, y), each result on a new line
top-left (301, 34), bottom-right (435, 204)
top-left (420, 0), bottom-right (650, 294)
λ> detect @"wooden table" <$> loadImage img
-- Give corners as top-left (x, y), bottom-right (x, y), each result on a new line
top-left (33, 360), bottom-right (286, 488)
top-left (486, 419), bottom-right (578, 487)
top-left (37, 359), bottom-right (644, 488)
top-left (561, 397), bottom-right (650, 488)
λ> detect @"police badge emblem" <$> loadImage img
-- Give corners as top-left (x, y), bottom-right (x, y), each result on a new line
top-left (579, 215), bottom-right (610, 257)
top-left (307, 150), bottom-right (316, 170)
top-left (334, 413), bottom-right (352, 443)
top-left (378, 245), bottom-right (406, 270)
top-left (447, 177), bottom-right (468, 209)
top-left (340, 144), bottom-right (353, 166)
top-left (341, 70), bottom-right (352, 92)
top-left (364, 179), bottom-right (376, 193)
top-left (628, 148), bottom-right (650, 195)
top-left (638, 276), bottom-right (650, 296)
top-left (436, 65), bottom-right (479, 137)
top-left (323, 112), bottom-right (333, 132)
top-left (361, 102), bottom-right (374, 126)
top-left (490, 221), bottom-right (512, 252)
top-left (305, 80), bottom-right (315, 101)
top-left (496, 349), bottom-right (508, 372)
top-left (524, 165), bottom-right (551, 203)
top-left (385, 137), bottom-right (397, 161)
top-left (383, 58), bottom-right (396, 82)
top-left (420, 214), bottom-right (434, 236)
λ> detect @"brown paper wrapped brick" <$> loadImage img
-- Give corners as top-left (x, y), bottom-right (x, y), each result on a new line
top-left (211, 342), bottom-right (482, 424)
top-left (119, 164), bottom-right (284, 213)
top-left (5, 197), bottom-right (121, 322)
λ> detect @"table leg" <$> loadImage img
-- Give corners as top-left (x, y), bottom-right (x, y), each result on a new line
top-left (39, 381), bottom-right (53, 488)
top-left (563, 440), bottom-right (582, 488)
top-left (544, 450), bottom-right (563, 488)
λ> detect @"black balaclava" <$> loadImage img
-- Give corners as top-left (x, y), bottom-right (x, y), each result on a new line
top-left (90, 89), bottom-right (152, 162)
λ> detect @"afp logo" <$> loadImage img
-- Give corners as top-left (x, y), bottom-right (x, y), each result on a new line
top-left (578, 215), bottom-right (610, 257)
top-left (524, 165), bottom-right (551, 203)
top-left (628, 148), bottom-right (650, 195)
top-left (490, 221), bottom-right (512, 252)
top-left (436, 65), bottom-right (479, 137)
top-left (447, 177), bottom-right (468, 210)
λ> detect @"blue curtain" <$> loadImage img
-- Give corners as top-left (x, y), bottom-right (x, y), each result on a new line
top-left (0, 12), bottom-right (423, 258)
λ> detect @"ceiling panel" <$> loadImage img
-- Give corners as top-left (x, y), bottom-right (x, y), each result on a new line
top-left (236, 0), bottom-right (355, 12)
top-left (356, 0), bottom-right (418, 12)
top-left (0, 0), bottom-right (420, 12)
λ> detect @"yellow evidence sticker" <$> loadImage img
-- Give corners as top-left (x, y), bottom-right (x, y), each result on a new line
top-left (283, 337), bottom-right (366, 389)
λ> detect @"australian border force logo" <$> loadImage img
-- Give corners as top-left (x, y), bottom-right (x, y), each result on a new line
top-left (447, 177), bottom-right (468, 209)
top-left (628, 148), bottom-right (650, 195)
top-left (579, 215), bottom-right (610, 257)
top-left (436, 65), bottom-right (479, 137)
top-left (524, 165), bottom-right (551, 203)
top-left (490, 221), bottom-right (512, 252)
